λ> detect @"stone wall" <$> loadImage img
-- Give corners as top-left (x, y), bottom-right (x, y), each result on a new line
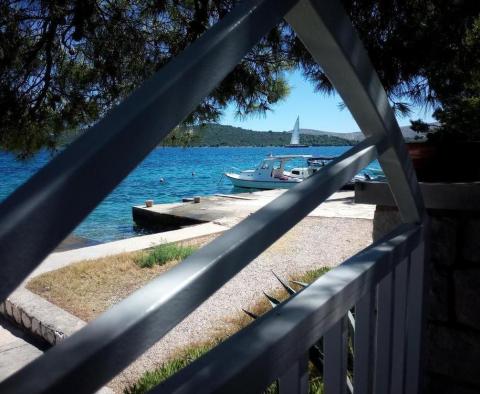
top-left (0, 298), bottom-right (64, 345)
top-left (374, 206), bottom-right (480, 393)
top-left (0, 288), bottom-right (86, 346)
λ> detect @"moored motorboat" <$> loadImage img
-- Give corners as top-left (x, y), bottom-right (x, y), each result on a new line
top-left (224, 154), bottom-right (385, 190)
top-left (224, 155), bottom-right (313, 189)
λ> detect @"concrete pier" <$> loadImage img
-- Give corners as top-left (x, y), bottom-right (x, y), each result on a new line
top-left (132, 189), bottom-right (375, 230)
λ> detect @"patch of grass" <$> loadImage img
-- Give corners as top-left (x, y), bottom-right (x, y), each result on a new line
top-left (135, 243), bottom-right (197, 268)
top-left (294, 266), bottom-right (331, 285)
top-left (124, 344), bottom-right (213, 394)
top-left (27, 251), bottom-right (170, 321)
top-left (309, 376), bottom-right (325, 394)
top-left (27, 235), bottom-right (216, 322)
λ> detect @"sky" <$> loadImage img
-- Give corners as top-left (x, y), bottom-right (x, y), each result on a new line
top-left (220, 70), bottom-right (435, 133)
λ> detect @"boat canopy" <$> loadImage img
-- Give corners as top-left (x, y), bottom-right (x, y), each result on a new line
top-left (307, 156), bottom-right (338, 161)
top-left (263, 154), bottom-right (312, 160)
top-left (256, 155), bottom-right (312, 171)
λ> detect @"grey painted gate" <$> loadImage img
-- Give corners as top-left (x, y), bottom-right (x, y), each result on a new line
top-left (0, 0), bottom-right (427, 393)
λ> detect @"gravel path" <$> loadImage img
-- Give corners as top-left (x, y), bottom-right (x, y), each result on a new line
top-left (109, 216), bottom-right (373, 392)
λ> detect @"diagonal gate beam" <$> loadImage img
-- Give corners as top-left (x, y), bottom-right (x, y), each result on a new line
top-left (0, 0), bottom-right (299, 302)
top-left (286, 0), bottom-right (425, 223)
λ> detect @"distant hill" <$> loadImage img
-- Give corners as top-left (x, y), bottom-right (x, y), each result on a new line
top-left (295, 125), bottom-right (426, 142)
top-left (294, 128), bottom-right (363, 141)
top-left (62, 122), bottom-right (426, 148)
top-left (163, 123), bottom-right (355, 147)
top-left (399, 125), bottom-right (427, 141)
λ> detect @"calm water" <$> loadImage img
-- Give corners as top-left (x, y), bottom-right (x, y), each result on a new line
top-left (0, 146), bottom-right (380, 242)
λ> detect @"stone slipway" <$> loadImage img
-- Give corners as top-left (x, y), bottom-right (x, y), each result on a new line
top-left (133, 189), bottom-right (375, 229)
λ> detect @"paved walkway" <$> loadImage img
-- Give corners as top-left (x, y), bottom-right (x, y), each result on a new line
top-left (0, 307), bottom-right (113, 394)
top-left (0, 317), bottom-right (43, 381)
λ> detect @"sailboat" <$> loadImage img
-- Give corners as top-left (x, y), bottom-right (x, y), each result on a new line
top-left (285, 116), bottom-right (309, 147)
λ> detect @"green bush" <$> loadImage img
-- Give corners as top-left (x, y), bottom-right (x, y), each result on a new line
top-left (136, 243), bottom-right (197, 268)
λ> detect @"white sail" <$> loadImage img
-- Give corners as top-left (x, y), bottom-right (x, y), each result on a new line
top-left (290, 116), bottom-right (300, 145)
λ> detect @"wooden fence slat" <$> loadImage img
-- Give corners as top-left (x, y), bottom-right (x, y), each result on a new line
top-left (278, 353), bottom-right (309, 394)
top-left (324, 316), bottom-right (348, 394)
top-left (390, 257), bottom-right (409, 393)
top-left (405, 242), bottom-right (426, 394)
top-left (354, 289), bottom-right (376, 394)
top-left (374, 270), bottom-right (394, 394)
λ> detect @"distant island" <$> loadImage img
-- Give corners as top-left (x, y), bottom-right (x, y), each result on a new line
top-left (161, 123), bottom-right (358, 147)
top-left (62, 122), bottom-right (422, 148)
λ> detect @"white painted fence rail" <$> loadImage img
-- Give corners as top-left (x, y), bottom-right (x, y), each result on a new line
top-left (152, 223), bottom-right (426, 393)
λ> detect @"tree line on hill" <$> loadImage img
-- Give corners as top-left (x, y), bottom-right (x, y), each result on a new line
top-left (161, 124), bottom-right (355, 147)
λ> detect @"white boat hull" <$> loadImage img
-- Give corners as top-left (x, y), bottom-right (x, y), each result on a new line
top-left (224, 173), bottom-right (302, 190)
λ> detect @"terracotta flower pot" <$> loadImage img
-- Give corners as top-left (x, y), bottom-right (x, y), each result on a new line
top-left (406, 142), bottom-right (480, 182)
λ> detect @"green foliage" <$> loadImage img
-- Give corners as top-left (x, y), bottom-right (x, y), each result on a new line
top-left (309, 376), bottom-right (325, 394)
top-left (429, 97), bottom-right (480, 143)
top-left (124, 344), bottom-right (212, 394)
top-left (421, 15), bottom-right (480, 143)
top-left (162, 124), bottom-right (354, 147)
top-left (0, 1), bottom-right (294, 157)
top-left (410, 119), bottom-right (431, 134)
top-left (136, 243), bottom-right (196, 268)
top-left (339, 0), bottom-right (480, 113)
top-left (4, 1), bottom-right (480, 155)
top-left (409, 14), bottom-right (480, 143)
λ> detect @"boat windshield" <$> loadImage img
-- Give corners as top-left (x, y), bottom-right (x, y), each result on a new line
top-left (307, 157), bottom-right (335, 168)
top-left (283, 157), bottom-right (308, 170)
top-left (272, 160), bottom-right (283, 170)
top-left (257, 157), bottom-right (310, 171)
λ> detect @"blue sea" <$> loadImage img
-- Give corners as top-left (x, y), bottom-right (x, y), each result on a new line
top-left (0, 146), bottom-right (381, 243)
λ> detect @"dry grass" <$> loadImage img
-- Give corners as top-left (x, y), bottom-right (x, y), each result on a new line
top-left (26, 235), bottom-right (218, 322)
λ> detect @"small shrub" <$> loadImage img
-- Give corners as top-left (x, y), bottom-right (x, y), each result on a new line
top-left (136, 243), bottom-right (197, 268)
